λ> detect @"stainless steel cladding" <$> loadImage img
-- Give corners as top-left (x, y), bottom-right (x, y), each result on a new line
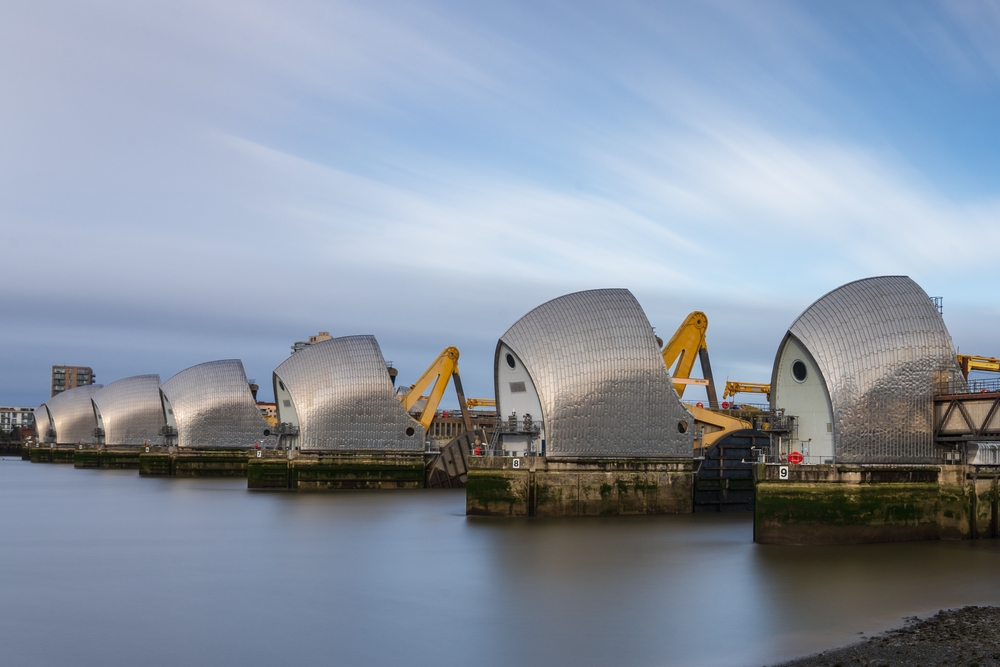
top-left (498, 288), bottom-right (694, 458)
top-left (92, 375), bottom-right (165, 446)
top-left (272, 335), bottom-right (424, 451)
top-left (33, 404), bottom-right (54, 443)
top-left (160, 360), bottom-right (276, 449)
top-left (44, 384), bottom-right (104, 444)
top-left (780, 276), bottom-right (964, 464)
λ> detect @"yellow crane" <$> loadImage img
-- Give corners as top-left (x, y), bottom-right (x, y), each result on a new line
top-left (661, 311), bottom-right (719, 406)
top-left (400, 346), bottom-right (474, 433)
top-left (465, 398), bottom-right (496, 409)
top-left (958, 354), bottom-right (1000, 379)
top-left (723, 381), bottom-right (771, 401)
top-left (659, 312), bottom-right (755, 448)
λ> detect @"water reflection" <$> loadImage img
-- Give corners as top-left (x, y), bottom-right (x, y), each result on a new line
top-left (0, 459), bottom-right (997, 667)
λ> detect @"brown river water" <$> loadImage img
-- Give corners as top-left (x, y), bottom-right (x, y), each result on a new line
top-left (2, 458), bottom-right (999, 667)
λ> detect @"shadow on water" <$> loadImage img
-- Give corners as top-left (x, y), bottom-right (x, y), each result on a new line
top-left (1, 459), bottom-right (998, 667)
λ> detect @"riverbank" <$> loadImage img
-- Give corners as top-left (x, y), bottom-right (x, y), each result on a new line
top-left (773, 606), bottom-right (1000, 667)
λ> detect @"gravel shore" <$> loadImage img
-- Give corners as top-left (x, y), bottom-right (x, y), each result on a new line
top-left (771, 607), bottom-right (1000, 667)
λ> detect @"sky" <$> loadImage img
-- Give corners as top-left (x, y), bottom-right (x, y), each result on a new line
top-left (3, 0), bottom-right (1000, 407)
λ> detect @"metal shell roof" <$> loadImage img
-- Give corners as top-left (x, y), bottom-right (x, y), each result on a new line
top-left (273, 335), bottom-right (424, 451)
top-left (161, 360), bottom-right (276, 448)
top-left (44, 384), bottom-right (103, 444)
top-left (498, 288), bottom-right (693, 458)
top-left (33, 404), bottom-right (53, 442)
top-left (92, 375), bottom-right (165, 446)
top-left (779, 275), bottom-right (964, 463)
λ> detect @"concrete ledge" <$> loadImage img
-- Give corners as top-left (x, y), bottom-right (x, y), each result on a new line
top-left (73, 447), bottom-right (142, 469)
top-left (138, 448), bottom-right (252, 477)
top-left (28, 445), bottom-right (76, 464)
top-left (466, 456), bottom-right (695, 517)
top-left (249, 451), bottom-right (425, 490)
top-left (754, 463), bottom-right (972, 545)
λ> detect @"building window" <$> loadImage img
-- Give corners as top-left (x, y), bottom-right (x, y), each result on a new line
top-left (509, 382), bottom-right (526, 393)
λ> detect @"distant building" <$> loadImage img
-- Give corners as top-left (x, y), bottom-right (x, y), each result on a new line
top-left (51, 365), bottom-right (96, 397)
top-left (257, 401), bottom-right (278, 427)
top-left (291, 332), bottom-right (333, 354)
top-left (0, 407), bottom-right (34, 434)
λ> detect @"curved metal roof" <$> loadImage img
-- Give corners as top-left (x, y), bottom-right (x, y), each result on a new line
top-left (776, 275), bottom-right (964, 463)
top-left (498, 288), bottom-right (693, 457)
top-left (273, 335), bottom-right (424, 451)
top-left (161, 360), bottom-right (276, 448)
top-left (92, 375), bottom-right (165, 446)
top-left (44, 384), bottom-right (103, 444)
top-left (33, 404), bottom-right (53, 442)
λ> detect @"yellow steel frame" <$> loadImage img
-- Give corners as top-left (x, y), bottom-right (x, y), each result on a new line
top-left (465, 398), bottom-right (496, 409)
top-left (722, 381), bottom-right (771, 401)
top-left (401, 346), bottom-right (462, 430)
top-left (958, 354), bottom-right (1000, 378)
top-left (661, 311), bottom-right (710, 398)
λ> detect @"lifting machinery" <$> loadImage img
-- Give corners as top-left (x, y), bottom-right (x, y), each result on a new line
top-left (400, 347), bottom-right (487, 488)
top-left (660, 311), bottom-right (719, 407)
top-left (958, 355), bottom-right (1000, 379)
top-left (723, 381), bottom-right (771, 401)
top-left (660, 312), bottom-right (751, 448)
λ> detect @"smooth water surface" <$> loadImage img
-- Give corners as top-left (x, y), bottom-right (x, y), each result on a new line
top-left (2, 459), bottom-right (1000, 667)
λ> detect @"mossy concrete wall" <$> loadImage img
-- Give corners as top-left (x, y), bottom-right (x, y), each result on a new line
top-left (248, 451), bottom-right (425, 490)
top-left (466, 457), bottom-right (694, 517)
top-left (753, 464), bottom-right (987, 545)
top-left (138, 448), bottom-right (251, 477)
top-left (27, 446), bottom-right (76, 464)
top-left (73, 446), bottom-right (142, 469)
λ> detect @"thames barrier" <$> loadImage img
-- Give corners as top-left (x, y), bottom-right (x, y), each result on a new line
top-left (20, 274), bottom-right (1000, 545)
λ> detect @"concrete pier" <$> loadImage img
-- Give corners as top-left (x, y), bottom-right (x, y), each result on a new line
top-left (466, 456), bottom-right (695, 517)
top-left (138, 448), bottom-right (253, 477)
top-left (752, 463), bottom-right (995, 545)
top-left (247, 451), bottom-right (426, 490)
top-left (26, 445), bottom-right (76, 464)
top-left (73, 446), bottom-right (142, 469)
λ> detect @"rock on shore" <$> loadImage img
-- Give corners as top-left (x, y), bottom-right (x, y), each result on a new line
top-left (772, 606), bottom-right (1000, 667)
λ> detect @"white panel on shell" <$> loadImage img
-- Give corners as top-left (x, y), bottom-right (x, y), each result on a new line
top-left (496, 344), bottom-right (544, 456)
top-left (773, 335), bottom-right (834, 463)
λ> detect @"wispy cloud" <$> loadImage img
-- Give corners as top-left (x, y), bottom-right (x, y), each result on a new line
top-left (3, 0), bottom-right (1000, 404)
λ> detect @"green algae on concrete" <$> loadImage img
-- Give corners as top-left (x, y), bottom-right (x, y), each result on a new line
top-left (289, 452), bottom-right (424, 490)
top-left (73, 447), bottom-right (142, 469)
top-left (248, 452), bottom-right (426, 490)
top-left (466, 456), bottom-right (694, 517)
top-left (29, 446), bottom-right (75, 464)
top-left (138, 448), bottom-right (251, 477)
top-left (754, 463), bottom-right (977, 545)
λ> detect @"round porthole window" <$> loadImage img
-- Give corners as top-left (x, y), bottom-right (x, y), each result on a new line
top-left (405, 427), bottom-right (415, 436)
top-left (791, 360), bottom-right (808, 383)
top-left (263, 429), bottom-right (270, 437)
top-left (677, 420), bottom-right (688, 434)
top-left (506, 353), bottom-right (516, 369)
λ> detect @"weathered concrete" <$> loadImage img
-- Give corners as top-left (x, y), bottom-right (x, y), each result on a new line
top-left (27, 445), bottom-right (76, 464)
top-left (73, 446), bottom-right (142, 469)
top-left (753, 463), bottom-right (986, 545)
top-left (466, 456), bottom-right (695, 517)
top-left (247, 451), bottom-right (426, 490)
top-left (138, 448), bottom-right (252, 477)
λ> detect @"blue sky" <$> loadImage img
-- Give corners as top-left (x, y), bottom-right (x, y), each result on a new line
top-left (3, 1), bottom-right (1000, 406)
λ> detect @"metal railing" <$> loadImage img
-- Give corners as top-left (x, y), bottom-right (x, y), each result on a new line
top-left (937, 377), bottom-right (1000, 395)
